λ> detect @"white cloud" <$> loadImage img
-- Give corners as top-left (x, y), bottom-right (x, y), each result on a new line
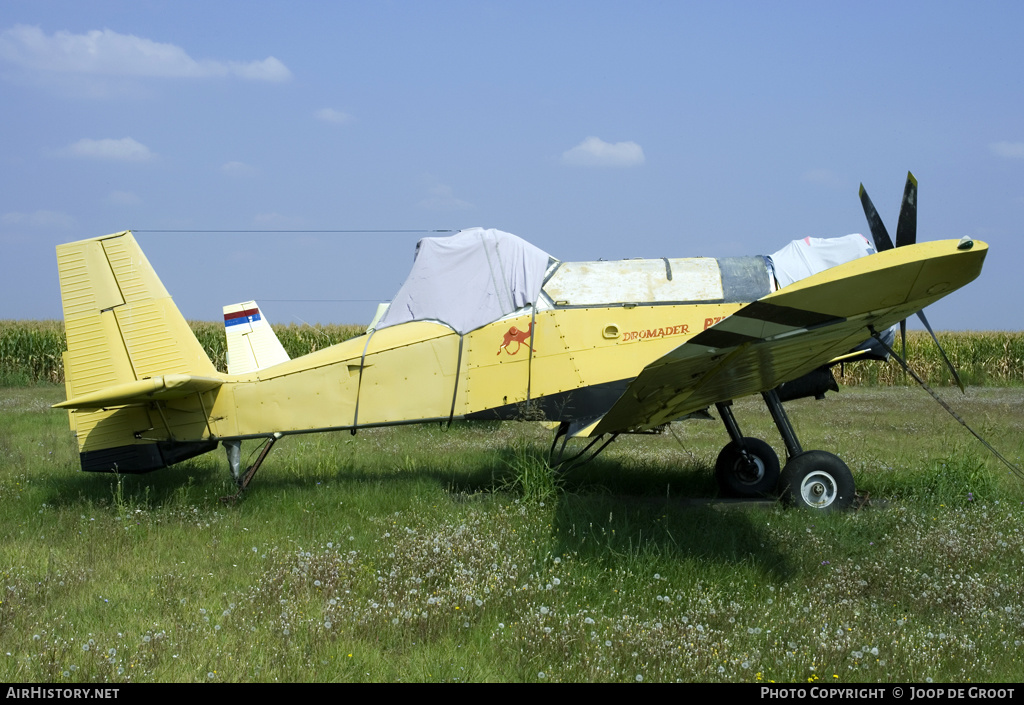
top-left (2, 209), bottom-right (75, 228)
top-left (990, 141), bottom-right (1024, 159)
top-left (561, 136), bottom-right (645, 167)
top-left (314, 108), bottom-right (353, 125)
top-left (0, 25), bottom-right (291, 82)
top-left (221, 161), bottom-right (260, 177)
top-left (226, 57), bottom-right (291, 82)
top-left (64, 137), bottom-right (154, 162)
top-left (418, 181), bottom-right (473, 211)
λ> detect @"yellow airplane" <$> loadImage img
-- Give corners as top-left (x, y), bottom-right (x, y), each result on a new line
top-left (53, 174), bottom-right (987, 510)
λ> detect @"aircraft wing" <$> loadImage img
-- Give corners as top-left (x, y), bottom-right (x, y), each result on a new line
top-left (588, 239), bottom-right (986, 436)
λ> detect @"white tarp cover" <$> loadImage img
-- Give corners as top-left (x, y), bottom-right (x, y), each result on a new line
top-left (767, 233), bottom-right (876, 288)
top-left (374, 227), bottom-right (554, 335)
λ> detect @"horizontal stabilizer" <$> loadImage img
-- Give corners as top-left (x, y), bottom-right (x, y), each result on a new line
top-left (54, 374), bottom-right (224, 410)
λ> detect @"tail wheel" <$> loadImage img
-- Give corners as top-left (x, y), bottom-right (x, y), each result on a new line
top-left (715, 438), bottom-right (780, 498)
top-left (779, 451), bottom-right (855, 511)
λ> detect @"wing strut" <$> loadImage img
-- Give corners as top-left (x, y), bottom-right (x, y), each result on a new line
top-left (548, 422), bottom-right (619, 473)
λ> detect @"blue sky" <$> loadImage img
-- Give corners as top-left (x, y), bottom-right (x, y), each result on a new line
top-left (2, 1), bottom-right (1021, 329)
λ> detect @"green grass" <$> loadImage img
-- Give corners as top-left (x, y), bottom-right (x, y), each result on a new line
top-left (1, 385), bottom-right (1023, 682)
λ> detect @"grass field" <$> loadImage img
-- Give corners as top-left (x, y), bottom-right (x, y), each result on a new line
top-left (1, 383), bottom-right (1022, 683)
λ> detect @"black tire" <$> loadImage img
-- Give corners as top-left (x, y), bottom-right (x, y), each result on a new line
top-left (779, 451), bottom-right (855, 511)
top-left (715, 438), bottom-right (781, 498)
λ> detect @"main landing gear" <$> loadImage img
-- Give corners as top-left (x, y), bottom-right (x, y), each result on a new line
top-left (714, 389), bottom-right (855, 511)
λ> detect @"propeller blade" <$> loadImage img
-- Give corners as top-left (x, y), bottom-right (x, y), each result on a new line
top-left (900, 319), bottom-right (907, 361)
top-left (895, 171), bottom-right (918, 248)
top-left (916, 309), bottom-right (965, 393)
top-left (859, 184), bottom-right (894, 252)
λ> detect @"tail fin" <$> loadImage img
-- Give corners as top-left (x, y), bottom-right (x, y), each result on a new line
top-left (56, 231), bottom-right (220, 472)
top-left (223, 301), bottom-right (290, 374)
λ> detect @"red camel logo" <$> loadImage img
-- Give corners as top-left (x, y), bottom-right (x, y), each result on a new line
top-left (497, 323), bottom-right (535, 356)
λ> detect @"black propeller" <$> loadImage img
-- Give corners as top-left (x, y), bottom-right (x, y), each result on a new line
top-left (858, 183), bottom-right (894, 252)
top-left (895, 173), bottom-right (917, 248)
top-left (858, 172), bottom-right (965, 392)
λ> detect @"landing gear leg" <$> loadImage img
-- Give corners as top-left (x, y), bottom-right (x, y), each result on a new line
top-left (760, 389), bottom-right (802, 459)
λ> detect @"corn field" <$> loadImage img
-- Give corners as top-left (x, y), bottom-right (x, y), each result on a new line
top-left (837, 330), bottom-right (1024, 387)
top-left (2, 320), bottom-right (1022, 387)
top-left (0, 320), bottom-right (365, 385)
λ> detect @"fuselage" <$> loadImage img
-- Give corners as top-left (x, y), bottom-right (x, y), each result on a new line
top-left (57, 232), bottom-right (987, 474)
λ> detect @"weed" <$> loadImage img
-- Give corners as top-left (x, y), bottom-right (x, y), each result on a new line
top-left (501, 440), bottom-right (562, 504)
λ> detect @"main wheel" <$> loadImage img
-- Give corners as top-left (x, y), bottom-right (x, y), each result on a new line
top-left (779, 451), bottom-right (855, 511)
top-left (715, 438), bottom-right (780, 498)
